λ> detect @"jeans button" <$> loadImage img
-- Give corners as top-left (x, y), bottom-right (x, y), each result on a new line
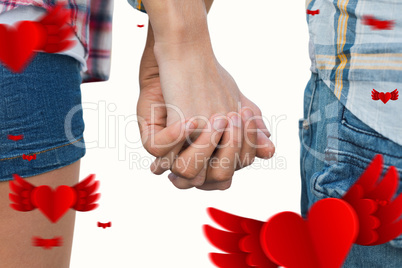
top-left (303, 120), bottom-right (309, 130)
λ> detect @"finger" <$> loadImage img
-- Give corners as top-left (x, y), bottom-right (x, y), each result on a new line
top-left (205, 112), bottom-right (243, 184)
top-left (171, 115), bottom-right (228, 181)
top-left (236, 108), bottom-right (257, 170)
top-left (140, 119), bottom-right (197, 158)
top-left (168, 166), bottom-right (208, 189)
top-left (150, 142), bottom-right (185, 175)
top-left (149, 116), bottom-right (208, 175)
top-left (196, 179), bottom-right (232, 191)
top-left (254, 114), bottom-right (271, 138)
top-left (255, 129), bottom-right (275, 159)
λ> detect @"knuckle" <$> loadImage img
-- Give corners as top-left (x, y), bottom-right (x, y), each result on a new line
top-left (190, 176), bottom-right (206, 187)
top-left (172, 167), bottom-right (199, 180)
top-left (211, 172), bottom-right (233, 182)
top-left (173, 183), bottom-right (192, 190)
top-left (232, 136), bottom-right (243, 145)
top-left (166, 125), bottom-right (182, 141)
top-left (218, 181), bottom-right (232, 191)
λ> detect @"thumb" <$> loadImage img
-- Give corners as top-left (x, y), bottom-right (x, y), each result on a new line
top-left (139, 118), bottom-right (198, 157)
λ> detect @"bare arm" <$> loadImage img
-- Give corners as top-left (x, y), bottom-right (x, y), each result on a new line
top-left (141, 0), bottom-right (214, 59)
top-left (138, 0), bottom-right (275, 190)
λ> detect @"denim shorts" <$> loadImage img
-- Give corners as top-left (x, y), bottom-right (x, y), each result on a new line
top-left (0, 53), bottom-right (86, 181)
top-left (299, 72), bottom-right (402, 267)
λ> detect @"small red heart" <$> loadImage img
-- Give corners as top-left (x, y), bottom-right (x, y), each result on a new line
top-left (31, 185), bottom-right (76, 223)
top-left (0, 21), bottom-right (43, 73)
top-left (7, 134), bottom-right (24, 141)
top-left (379, 92), bottom-right (391, 104)
top-left (261, 198), bottom-right (358, 268)
top-left (137, 24), bottom-right (144, 28)
top-left (26, 155), bottom-right (34, 161)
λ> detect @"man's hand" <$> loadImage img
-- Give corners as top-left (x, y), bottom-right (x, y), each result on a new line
top-left (137, 0), bottom-right (275, 190)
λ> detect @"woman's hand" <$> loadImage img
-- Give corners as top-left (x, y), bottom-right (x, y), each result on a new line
top-left (137, 0), bottom-right (275, 190)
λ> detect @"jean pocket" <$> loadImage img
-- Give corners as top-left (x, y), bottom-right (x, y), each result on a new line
top-left (341, 107), bottom-right (384, 138)
top-left (311, 109), bottom-right (402, 248)
top-left (311, 154), bottom-right (375, 199)
top-left (311, 154), bottom-right (402, 248)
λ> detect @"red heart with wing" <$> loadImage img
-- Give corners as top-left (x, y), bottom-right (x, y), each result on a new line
top-left (0, 4), bottom-right (76, 73)
top-left (32, 186), bottom-right (77, 223)
top-left (379, 92), bottom-right (391, 104)
top-left (260, 198), bottom-right (358, 268)
top-left (204, 155), bottom-right (402, 268)
top-left (0, 21), bottom-right (43, 73)
top-left (9, 174), bottom-right (100, 223)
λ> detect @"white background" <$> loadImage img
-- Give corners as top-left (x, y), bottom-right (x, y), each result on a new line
top-left (71, 0), bottom-right (311, 267)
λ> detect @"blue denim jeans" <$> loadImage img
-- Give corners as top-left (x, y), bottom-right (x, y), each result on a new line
top-left (299, 73), bottom-right (402, 267)
top-left (0, 53), bottom-right (86, 181)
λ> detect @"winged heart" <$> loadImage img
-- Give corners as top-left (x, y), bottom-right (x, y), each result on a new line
top-left (0, 4), bottom-right (75, 73)
top-left (342, 154), bottom-right (402, 245)
top-left (7, 134), bottom-right (24, 141)
top-left (306, 9), bottom-right (320, 16)
top-left (9, 174), bottom-right (100, 223)
top-left (32, 185), bottom-right (76, 223)
top-left (32, 236), bottom-right (63, 249)
top-left (22, 153), bottom-right (36, 161)
top-left (0, 21), bottom-right (43, 73)
top-left (372, 89), bottom-right (398, 104)
top-left (97, 221), bottom-right (112, 229)
top-left (204, 154), bottom-right (402, 268)
top-left (362, 15), bottom-right (395, 30)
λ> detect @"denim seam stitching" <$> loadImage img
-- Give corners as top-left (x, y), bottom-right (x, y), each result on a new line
top-left (313, 158), bottom-right (402, 196)
top-left (341, 119), bottom-right (384, 138)
top-left (325, 150), bottom-right (402, 173)
top-left (326, 136), bottom-right (401, 158)
top-left (0, 137), bottom-right (84, 161)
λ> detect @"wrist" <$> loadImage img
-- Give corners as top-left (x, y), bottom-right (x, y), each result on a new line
top-left (153, 35), bottom-right (214, 64)
top-left (152, 17), bottom-right (214, 64)
top-left (143, 0), bottom-right (211, 48)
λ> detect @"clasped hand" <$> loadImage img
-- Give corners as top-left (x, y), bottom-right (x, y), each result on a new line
top-left (137, 24), bottom-right (275, 190)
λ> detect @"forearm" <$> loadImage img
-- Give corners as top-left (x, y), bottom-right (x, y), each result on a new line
top-left (142, 0), bottom-right (214, 56)
top-left (205, 0), bottom-right (214, 13)
top-left (144, 0), bottom-right (213, 49)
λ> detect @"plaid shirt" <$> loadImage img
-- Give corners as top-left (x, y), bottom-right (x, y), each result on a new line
top-left (0, 0), bottom-right (144, 83)
top-left (0, 0), bottom-right (143, 83)
top-left (307, 0), bottom-right (402, 146)
top-left (128, 0), bottom-right (145, 12)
